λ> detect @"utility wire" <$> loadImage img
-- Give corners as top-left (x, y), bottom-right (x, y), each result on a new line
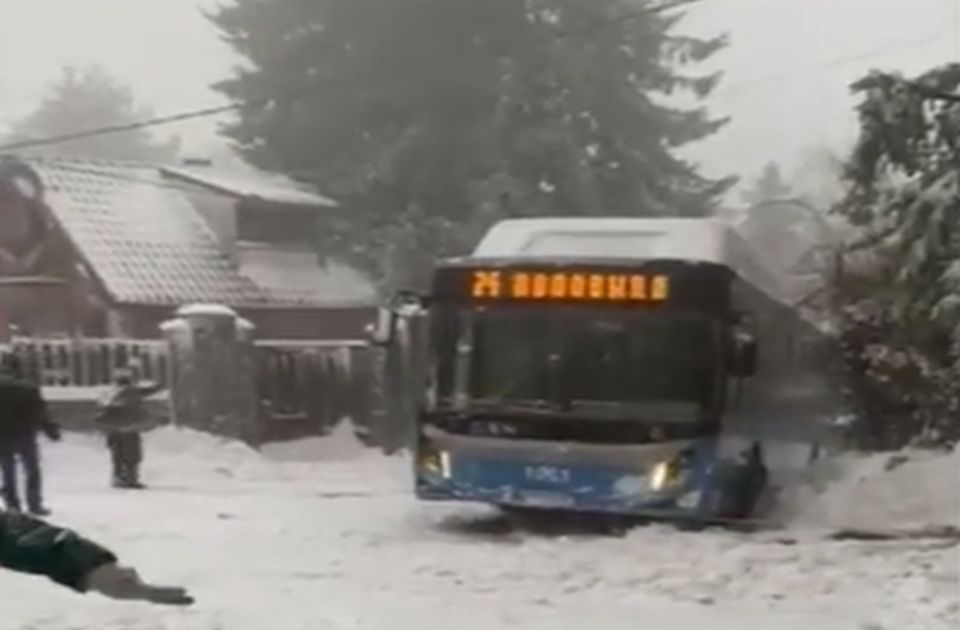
top-left (0, 0), bottom-right (703, 154)
top-left (714, 29), bottom-right (956, 97)
top-left (0, 104), bottom-right (247, 154)
top-left (5, 0), bottom-right (954, 159)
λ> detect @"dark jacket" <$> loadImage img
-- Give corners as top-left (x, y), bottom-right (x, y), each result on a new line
top-left (0, 377), bottom-right (59, 444)
top-left (96, 383), bottom-right (164, 434)
top-left (0, 509), bottom-right (116, 591)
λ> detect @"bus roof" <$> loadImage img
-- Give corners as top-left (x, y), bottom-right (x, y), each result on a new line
top-left (470, 217), bottom-right (784, 298)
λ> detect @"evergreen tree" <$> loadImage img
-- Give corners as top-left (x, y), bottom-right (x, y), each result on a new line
top-left (835, 62), bottom-right (960, 448)
top-left (790, 146), bottom-right (845, 210)
top-left (209, 0), bottom-right (733, 289)
top-left (742, 161), bottom-right (791, 206)
top-left (7, 65), bottom-right (180, 162)
top-left (840, 63), bottom-right (960, 335)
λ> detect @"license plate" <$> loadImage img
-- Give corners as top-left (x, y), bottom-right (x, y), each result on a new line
top-left (520, 490), bottom-right (575, 508)
top-left (523, 464), bottom-right (572, 485)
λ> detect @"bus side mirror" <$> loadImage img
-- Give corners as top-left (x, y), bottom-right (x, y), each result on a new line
top-left (367, 307), bottom-right (398, 346)
top-left (730, 332), bottom-right (758, 377)
top-left (366, 291), bottom-right (429, 346)
top-left (729, 312), bottom-right (758, 377)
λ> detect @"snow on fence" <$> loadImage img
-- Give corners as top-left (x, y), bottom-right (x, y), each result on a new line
top-left (7, 337), bottom-right (170, 387)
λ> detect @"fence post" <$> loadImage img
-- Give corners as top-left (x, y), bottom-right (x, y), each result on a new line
top-left (159, 304), bottom-right (259, 444)
top-left (159, 317), bottom-right (192, 428)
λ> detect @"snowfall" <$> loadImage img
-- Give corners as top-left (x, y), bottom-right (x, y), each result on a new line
top-left (2, 423), bottom-right (957, 630)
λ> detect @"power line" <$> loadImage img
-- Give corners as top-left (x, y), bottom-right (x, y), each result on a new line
top-left (714, 29), bottom-right (956, 98)
top-left (3, 0), bottom-right (953, 162)
top-left (0, 103), bottom-right (250, 154)
top-left (0, 0), bottom-right (704, 155)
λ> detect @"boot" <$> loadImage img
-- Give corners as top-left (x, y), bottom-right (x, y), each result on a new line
top-left (127, 466), bottom-right (146, 489)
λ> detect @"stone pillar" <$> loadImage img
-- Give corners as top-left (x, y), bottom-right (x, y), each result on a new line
top-left (160, 304), bottom-right (259, 444)
top-left (378, 307), bottom-right (428, 454)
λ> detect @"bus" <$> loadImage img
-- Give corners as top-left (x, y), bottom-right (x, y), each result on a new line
top-left (372, 217), bottom-right (849, 522)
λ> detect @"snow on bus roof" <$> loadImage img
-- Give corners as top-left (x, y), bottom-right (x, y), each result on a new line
top-left (475, 217), bottom-right (731, 262)
top-left (472, 217), bottom-right (784, 297)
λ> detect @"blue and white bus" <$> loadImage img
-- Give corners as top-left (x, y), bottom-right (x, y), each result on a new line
top-left (374, 218), bottom-right (848, 522)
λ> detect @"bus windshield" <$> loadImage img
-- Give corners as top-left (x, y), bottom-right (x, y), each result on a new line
top-left (462, 307), bottom-right (721, 423)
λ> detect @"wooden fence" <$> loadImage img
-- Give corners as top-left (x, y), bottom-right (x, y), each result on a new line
top-left (1, 336), bottom-right (390, 447)
top-left (253, 339), bottom-right (378, 443)
top-left (7, 337), bottom-right (170, 387)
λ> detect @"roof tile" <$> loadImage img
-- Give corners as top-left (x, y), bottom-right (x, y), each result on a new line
top-left (31, 158), bottom-right (267, 306)
top-left (22, 157), bottom-right (374, 309)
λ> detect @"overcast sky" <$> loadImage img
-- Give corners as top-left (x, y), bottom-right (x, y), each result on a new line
top-left (1, 0), bottom-right (957, 186)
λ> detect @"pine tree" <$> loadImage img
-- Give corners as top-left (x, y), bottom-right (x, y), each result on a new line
top-left (840, 63), bottom-right (960, 334)
top-left (836, 62), bottom-right (960, 448)
top-left (209, 0), bottom-right (733, 289)
top-left (7, 65), bottom-right (180, 162)
top-left (742, 161), bottom-right (791, 206)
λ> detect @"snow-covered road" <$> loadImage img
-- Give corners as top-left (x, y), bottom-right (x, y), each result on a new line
top-left (2, 426), bottom-right (956, 630)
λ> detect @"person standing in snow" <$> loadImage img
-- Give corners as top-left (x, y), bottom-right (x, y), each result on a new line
top-left (0, 354), bottom-right (61, 515)
top-left (95, 364), bottom-right (165, 489)
top-left (0, 507), bottom-right (192, 605)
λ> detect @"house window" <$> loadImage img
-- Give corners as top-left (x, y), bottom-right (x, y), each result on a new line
top-left (236, 203), bottom-right (317, 246)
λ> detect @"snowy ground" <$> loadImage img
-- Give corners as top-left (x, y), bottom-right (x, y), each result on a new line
top-left (2, 425), bottom-right (957, 630)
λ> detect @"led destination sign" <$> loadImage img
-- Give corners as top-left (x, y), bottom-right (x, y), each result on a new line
top-left (469, 270), bottom-right (670, 302)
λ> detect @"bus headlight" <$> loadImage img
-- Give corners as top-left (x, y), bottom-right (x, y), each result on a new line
top-left (650, 461), bottom-right (671, 491)
top-left (420, 449), bottom-right (452, 479)
top-left (649, 455), bottom-right (690, 491)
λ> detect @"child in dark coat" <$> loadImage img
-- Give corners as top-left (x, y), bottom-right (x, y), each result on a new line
top-left (96, 365), bottom-right (165, 489)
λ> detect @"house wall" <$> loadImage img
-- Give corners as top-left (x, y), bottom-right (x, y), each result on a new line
top-left (0, 282), bottom-right (77, 338)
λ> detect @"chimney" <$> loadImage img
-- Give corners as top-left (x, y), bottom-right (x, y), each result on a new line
top-left (181, 157), bottom-right (213, 167)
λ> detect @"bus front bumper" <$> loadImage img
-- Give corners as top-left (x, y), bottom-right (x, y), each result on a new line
top-left (415, 449), bottom-right (723, 519)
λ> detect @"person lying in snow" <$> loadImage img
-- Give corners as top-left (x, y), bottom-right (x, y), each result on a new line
top-left (0, 508), bottom-right (192, 605)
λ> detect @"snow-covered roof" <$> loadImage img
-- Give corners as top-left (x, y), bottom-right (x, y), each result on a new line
top-left (161, 166), bottom-right (337, 208)
top-left (472, 217), bottom-right (783, 295)
top-left (34, 158), bottom-right (266, 306)
top-left (21, 157), bottom-right (371, 308)
top-left (236, 243), bottom-right (377, 306)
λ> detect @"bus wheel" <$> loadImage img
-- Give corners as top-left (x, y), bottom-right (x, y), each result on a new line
top-left (500, 506), bottom-right (547, 529)
top-left (715, 463), bottom-right (767, 520)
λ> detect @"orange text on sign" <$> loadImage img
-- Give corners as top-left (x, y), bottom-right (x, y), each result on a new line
top-left (470, 270), bottom-right (670, 301)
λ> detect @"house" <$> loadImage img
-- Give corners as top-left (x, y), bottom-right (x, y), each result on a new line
top-left (0, 155), bottom-right (378, 340)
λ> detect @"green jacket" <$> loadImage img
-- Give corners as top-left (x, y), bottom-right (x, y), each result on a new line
top-left (0, 510), bottom-right (116, 592)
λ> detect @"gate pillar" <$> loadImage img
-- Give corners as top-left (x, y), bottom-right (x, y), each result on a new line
top-left (160, 304), bottom-right (259, 444)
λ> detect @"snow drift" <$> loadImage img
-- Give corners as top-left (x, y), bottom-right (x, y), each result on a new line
top-left (13, 425), bottom-right (954, 630)
top-left (147, 422), bottom-right (958, 533)
top-left (776, 444), bottom-right (959, 531)
top-left (259, 420), bottom-right (370, 462)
